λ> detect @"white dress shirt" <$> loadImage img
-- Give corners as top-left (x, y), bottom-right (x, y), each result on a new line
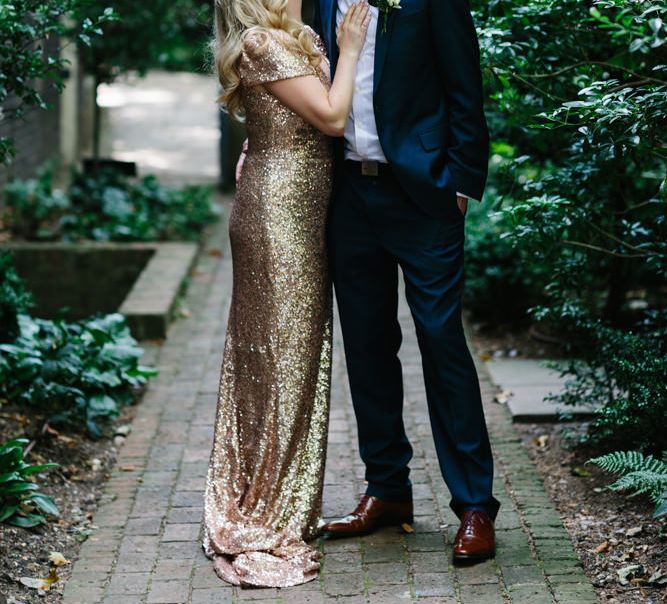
top-left (336, 0), bottom-right (387, 162)
top-left (334, 0), bottom-right (470, 199)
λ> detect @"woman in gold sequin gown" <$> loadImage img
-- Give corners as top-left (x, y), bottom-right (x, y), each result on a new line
top-left (202, 0), bottom-right (370, 588)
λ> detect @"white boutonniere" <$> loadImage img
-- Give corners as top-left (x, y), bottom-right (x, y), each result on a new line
top-left (368, 0), bottom-right (402, 34)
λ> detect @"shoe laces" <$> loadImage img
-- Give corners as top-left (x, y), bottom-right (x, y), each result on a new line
top-left (459, 512), bottom-right (480, 538)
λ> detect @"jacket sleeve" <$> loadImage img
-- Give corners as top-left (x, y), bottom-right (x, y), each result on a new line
top-left (430, 0), bottom-right (489, 201)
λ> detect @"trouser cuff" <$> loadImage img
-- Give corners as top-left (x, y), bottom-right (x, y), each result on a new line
top-left (450, 498), bottom-right (501, 522)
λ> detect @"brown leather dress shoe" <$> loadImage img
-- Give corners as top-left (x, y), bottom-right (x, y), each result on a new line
top-left (321, 495), bottom-right (413, 539)
top-left (452, 510), bottom-right (496, 564)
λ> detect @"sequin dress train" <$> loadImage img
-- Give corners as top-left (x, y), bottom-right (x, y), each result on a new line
top-left (202, 27), bottom-right (334, 588)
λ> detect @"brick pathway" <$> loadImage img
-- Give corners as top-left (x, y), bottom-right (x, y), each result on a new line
top-left (61, 201), bottom-right (598, 604)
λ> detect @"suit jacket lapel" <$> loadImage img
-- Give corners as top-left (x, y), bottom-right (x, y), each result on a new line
top-left (373, 8), bottom-right (396, 96)
top-left (321, 0), bottom-right (339, 71)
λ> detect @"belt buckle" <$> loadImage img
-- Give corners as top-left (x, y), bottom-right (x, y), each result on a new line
top-left (361, 160), bottom-right (379, 176)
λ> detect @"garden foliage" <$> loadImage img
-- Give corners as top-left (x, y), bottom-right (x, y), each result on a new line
top-left (0, 312), bottom-right (158, 438)
top-left (2, 164), bottom-right (219, 242)
top-left (0, 438), bottom-right (60, 527)
top-left (463, 201), bottom-right (545, 324)
top-left (0, 253), bottom-right (33, 343)
top-left (589, 451), bottom-right (667, 518)
top-left (0, 253), bottom-right (158, 437)
top-left (0, 0), bottom-right (214, 164)
top-left (161, 0), bottom-right (214, 72)
top-left (0, 0), bottom-right (116, 164)
top-left (75, 0), bottom-right (212, 82)
top-left (469, 0), bottom-right (666, 458)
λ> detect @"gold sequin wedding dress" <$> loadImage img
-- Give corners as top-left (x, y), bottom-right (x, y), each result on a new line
top-left (202, 26), bottom-right (334, 588)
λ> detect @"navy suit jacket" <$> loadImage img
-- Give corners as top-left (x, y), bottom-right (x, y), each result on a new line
top-left (313, 0), bottom-right (489, 217)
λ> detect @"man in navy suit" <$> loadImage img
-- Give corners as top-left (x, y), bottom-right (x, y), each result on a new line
top-left (314, 0), bottom-right (500, 563)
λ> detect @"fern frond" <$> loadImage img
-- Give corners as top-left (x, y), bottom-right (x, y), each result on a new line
top-left (589, 451), bottom-right (667, 476)
top-left (589, 450), bottom-right (667, 506)
top-left (608, 471), bottom-right (667, 502)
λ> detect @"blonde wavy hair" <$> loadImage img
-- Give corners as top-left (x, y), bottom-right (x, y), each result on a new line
top-left (211, 0), bottom-right (322, 120)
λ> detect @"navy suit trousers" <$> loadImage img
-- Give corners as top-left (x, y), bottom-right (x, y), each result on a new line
top-left (328, 160), bottom-right (500, 520)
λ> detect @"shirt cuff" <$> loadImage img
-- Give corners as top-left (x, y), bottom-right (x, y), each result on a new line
top-left (456, 191), bottom-right (478, 201)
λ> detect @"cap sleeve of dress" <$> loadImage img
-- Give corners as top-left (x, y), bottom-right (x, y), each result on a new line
top-left (240, 28), bottom-right (317, 88)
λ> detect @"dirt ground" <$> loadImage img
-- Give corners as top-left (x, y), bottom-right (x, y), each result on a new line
top-left (517, 422), bottom-right (666, 603)
top-left (0, 403), bottom-right (138, 603)
top-left (467, 318), bottom-right (567, 361)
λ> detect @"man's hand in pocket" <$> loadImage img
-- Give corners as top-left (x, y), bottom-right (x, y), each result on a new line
top-left (456, 195), bottom-right (468, 217)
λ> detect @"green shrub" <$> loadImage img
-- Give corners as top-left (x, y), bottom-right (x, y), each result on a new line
top-left (0, 252), bottom-right (34, 343)
top-left (66, 166), bottom-right (219, 241)
top-left (1, 161), bottom-right (70, 240)
top-left (0, 1), bottom-right (114, 165)
top-left (464, 201), bottom-right (546, 323)
top-left (589, 451), bottom-right (667, 519)
top-left (0, 313), bottom-right (158, 438)
top-left (157, 0), bottom-right (213, 72)
top-left (2, 165), bottom-right (219, 242)
top-left (0, 438), bottom-right (60, 527)
top-left (545, 309), bottom-right (666, 453)
top-left (471, 0), bottom-right (666, 454)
